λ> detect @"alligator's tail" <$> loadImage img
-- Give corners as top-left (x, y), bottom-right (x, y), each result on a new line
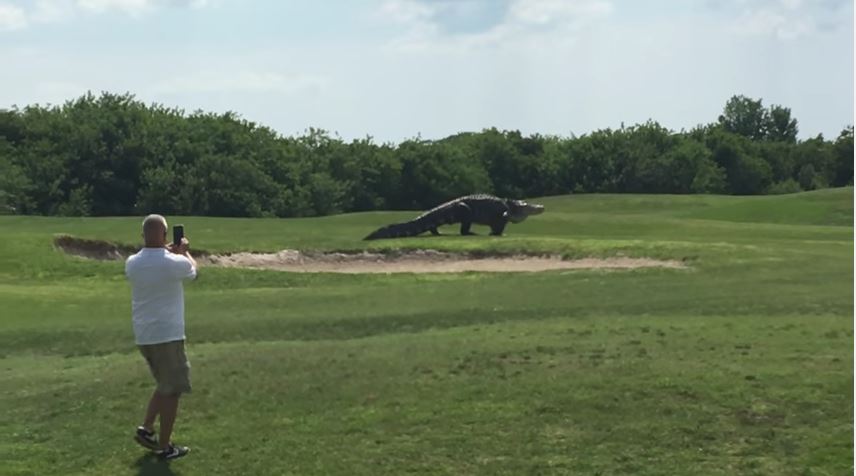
top-left (364, 202), bottom-right (466, 240)
top-left (363, 219), bottom-right (428, 240)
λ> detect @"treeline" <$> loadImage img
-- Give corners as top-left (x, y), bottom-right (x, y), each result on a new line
top-left (0, 92), bottom-right (852, 217)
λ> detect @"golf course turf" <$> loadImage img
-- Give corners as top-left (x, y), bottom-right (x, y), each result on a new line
top-left (0, 188), bottom-right (852, 475)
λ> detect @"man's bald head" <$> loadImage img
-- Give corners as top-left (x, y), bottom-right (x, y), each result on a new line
top-left (142, 214), bottom-right (168, 248)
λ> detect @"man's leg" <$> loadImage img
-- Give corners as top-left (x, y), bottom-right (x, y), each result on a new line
top-left (135, 346), bottom-right (164, 450)
top-left (134, 389), bottom-right (161, 450)
top-left (143, 390), bottom-right (160, 432)
top-left (158, 393), bottom-right (180, 450)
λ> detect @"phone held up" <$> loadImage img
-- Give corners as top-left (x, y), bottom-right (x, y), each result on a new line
top-left (173, 225), bottom-right (184, 249)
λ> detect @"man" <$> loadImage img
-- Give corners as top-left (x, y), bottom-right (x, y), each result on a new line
top-left (125, 214), bottom-right (198, 460)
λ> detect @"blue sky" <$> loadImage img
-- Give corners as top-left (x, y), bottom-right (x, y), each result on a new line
top-left (1, 0), bottom-right (853, 143)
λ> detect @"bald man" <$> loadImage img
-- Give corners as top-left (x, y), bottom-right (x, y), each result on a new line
top-left (125, 214), bottom-right (198, 460)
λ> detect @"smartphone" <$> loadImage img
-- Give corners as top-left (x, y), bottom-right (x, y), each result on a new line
top-left (173, 225), bottom-right (184, 247)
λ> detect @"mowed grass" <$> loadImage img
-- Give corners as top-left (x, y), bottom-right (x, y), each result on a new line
top-left (0, 188), bottom-right (852, 475)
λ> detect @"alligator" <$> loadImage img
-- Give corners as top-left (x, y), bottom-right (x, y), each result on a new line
top-left (364, 194), bottom-right (545, 240)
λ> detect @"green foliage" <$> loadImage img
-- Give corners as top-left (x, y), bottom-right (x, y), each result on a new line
top-left (56, 185), bottom-right (93, 216)
top-left (308, 172), bottom-right (348, 216)
top-left (765, 104), bottom-right (799, 143)
top-left (0, 92), bottom-right (850, 217)
top-left (396, 139), bottom-right (493, 209)
top-left (718, 95), bottom-right (799, 143)
top-left (719, 95), bottom-right (769, 141)
top-left (0, 139), bottom-right (31, 213)
top-left (767, 179), bottom-right (802, 195)
top-left (690, 155), bottom-right (728, 194)
top-left (798, 164), bottom-right (823, 191)
top-left (636, 137), bottom-right (716, 194)
top-left (757, 141), bottom-right (792, 183)
top-left (793, 136), bottom-right (835, 188)
top-left (705, 127), bottom-right (773, 195)
top-left (833, 126), bottom-right (854, 186)
top-left (135, 160), bottom-right (188, 215)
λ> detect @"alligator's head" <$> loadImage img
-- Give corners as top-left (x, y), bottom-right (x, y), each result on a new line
top-left (505, 199), bottom-right (545, 223)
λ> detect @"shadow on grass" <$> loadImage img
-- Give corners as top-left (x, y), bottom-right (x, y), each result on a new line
top-left (5, 297), bottom-right (804, 357)
top-left (133, 454), bottom-right (180, 476)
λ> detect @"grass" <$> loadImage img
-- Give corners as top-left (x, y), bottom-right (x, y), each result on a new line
top-left (0, 188), bottom-right (852, 475)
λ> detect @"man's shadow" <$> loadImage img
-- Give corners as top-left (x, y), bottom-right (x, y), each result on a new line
top-left (133, 454), bottom-right (180, 476)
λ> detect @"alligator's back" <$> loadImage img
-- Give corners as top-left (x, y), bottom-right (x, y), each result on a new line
top-left (414, 194), bottom-right (502, 220)
top-left (364, 194), bottom-right (511, 240)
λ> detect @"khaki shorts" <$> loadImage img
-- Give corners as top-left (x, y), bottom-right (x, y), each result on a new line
top-left (139, 340), bottom-right (191, 396)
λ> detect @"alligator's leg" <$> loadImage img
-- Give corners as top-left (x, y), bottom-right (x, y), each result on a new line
top-left (409, 222), bottom-right (426, 237)
top-left (456, 203), bottom-right (476, 235)
top-left (489, 219), bottom-right (508, 236)
top-left (430, 227), bottom-right (440, 236)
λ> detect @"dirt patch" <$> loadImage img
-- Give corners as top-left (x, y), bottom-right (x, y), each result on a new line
top-left (54, 235), bottom-right (142, 261)
top-left (54, 235), bottom-right (686, 274)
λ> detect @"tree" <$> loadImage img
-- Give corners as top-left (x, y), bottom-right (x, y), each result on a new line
top-left (719, 95), bottom-right (768, 141)
top-left (397, 139), bottom-right (492, 209)
top-left (797, 164), bottom-right (823, 191)
top-left (348, 139), bottom-right (401, 211)
top-left (793, 135), bottom-right (834, 188)
top-left (135, 160), bottom-right (192, 215)
top-left (308, 172), bottom-right (348, 216)
top-left (463, 128), bottom-right (561, 198)
top-left (622, 121), bottom-right (679, 193)
top-left (832, 126), bottom-right (854, 186)
top-left (767, 179), bottom-right (801, 195)
top-left (635, 138), bottom-right (723, 194)
top-left (57, 185), bottom-right (93, 216)
top-left (757, 141), bottom-right (795, 183)
top-left (705, 127), bottom-right (772, 194)
top-left (0, 108), bottom-right (24, 145)
top-left (190, 154), bottom-right (278, 217)
top-left (0, 139), bottom-right (31, 213)
top-left (562, 129), bottom-right (620, 193)
top-left (765, 105), bottom-right (798, 143)
top-left (0, 91), bottom-right (850, 217)
top-left (690, 158), bottom-right (728, 194)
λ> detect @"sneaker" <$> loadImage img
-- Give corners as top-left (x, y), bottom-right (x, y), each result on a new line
top-left (158, 444), bottom-right (190, 460)
top-left (134, 426), bottom-right (159, 451)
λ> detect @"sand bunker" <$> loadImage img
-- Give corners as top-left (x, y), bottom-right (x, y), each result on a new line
top-left (54, 235), bottom-right (686, 274)
top-left (205, 250), bottom-right (685, 273)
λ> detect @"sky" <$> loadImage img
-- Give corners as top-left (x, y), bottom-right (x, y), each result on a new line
top-left (1, 0), bottom-right (853, 143)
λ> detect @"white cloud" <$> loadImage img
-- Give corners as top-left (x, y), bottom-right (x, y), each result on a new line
top-left (0, 0), bottom-right (210, 30)
top-left (152, 71), bottom-right (330, 95)
top-left (778, 0), bottom-right (803, 9)
top-left (0, 3), bottom-right (27, 31)
top-left (507, 0), bottom-right (612, 26)
top-left (375, 0), bottom-right (441, 48)
top-left (76, 0), bottom-right (152, 14)
top-left (379, 0), bottom-right (613, 52)
top-left (378, 0), bottom-right (434, 25)
top-left (734, 8), bottom-right (813, 39)
top-left (726, 0), bottom-right (850, 39)
top-left (31, 0), bottom-right (74, 23)
top-left (76, 0), bottom-right (210, 14)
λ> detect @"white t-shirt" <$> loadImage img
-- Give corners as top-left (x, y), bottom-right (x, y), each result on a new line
top-left (125, 248), bottom-right (197, 345)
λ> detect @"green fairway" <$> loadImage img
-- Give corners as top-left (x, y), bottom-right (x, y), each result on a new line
top-left (0, 189), bottom-right (853, 475)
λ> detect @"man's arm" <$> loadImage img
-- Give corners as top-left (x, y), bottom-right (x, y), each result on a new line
top-left (183, 250), bottom-right (198, 271)
top-left (169, 237), bottom-right (199, 279)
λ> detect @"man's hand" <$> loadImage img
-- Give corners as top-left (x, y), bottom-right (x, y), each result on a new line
top-left (167, 237), bottom-right (190, 255)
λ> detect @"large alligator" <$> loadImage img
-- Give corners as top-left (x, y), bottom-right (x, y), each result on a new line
top-left (364, 194), bottom-right (545, 240)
